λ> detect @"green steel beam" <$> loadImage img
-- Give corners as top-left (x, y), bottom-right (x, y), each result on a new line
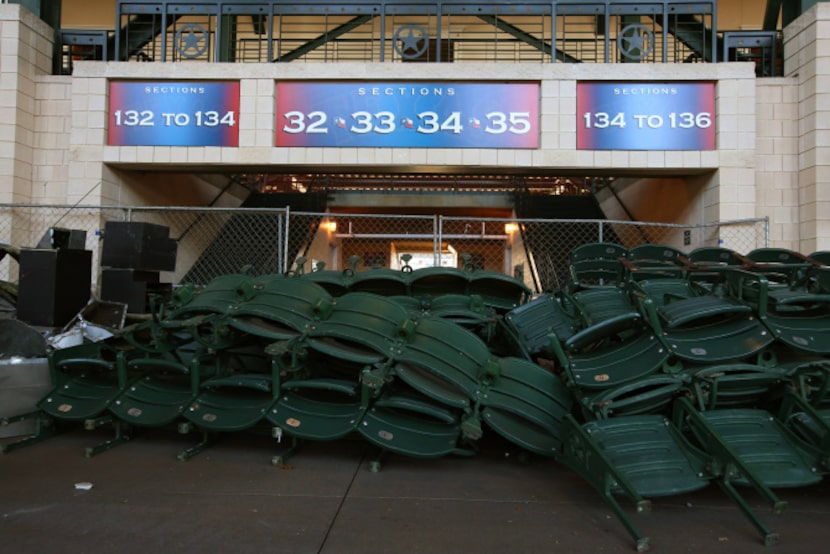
top-left (252, 14), bottom-right (267, 35)
top-left (220, 14), bottom-right (236, 62)
top-left (40, 0), bottom-right (62, 30)
top-left (763, 0), bottom-right (784, 30)
top-left (475, 14), bottom-right (581, 63)
top-left (112, 14), bottom-right (182, 61)
top-left (273, 14), bottom-right (375, 62)
top-left (660, 13), bottom-right (717, 63)
top-left (784, 1), bottom-right (807, 27)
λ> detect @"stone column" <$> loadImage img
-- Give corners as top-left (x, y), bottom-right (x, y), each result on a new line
top-left (784, 2), bottom-right (830, 252)
top-left (0, 3), bottom-right (55, 203)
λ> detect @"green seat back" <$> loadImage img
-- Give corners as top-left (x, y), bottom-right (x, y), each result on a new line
top-left (572, 287), bottom-right (637, 324)
top-left (658, 296), bottom-right (750, 328)
top-left (479, 357), bottom-right (572, 456)
top-left (229, 275), bottom-right (331, 340)
top-left (350, 268), bottom-right (410, 296)
top-left (394, 316), bottom-right (492, 403)
top-left (393, 362), bottom-right (472, 409)
top-left (629, 244), bottom-right (688, 266)
top-left (409, 266), bottom-right (470, 297)
top-left (571, 242), bottom-right (629, 263)
top-left (569, 258), bottom-right (625, 289)
top-left (502, 294), bottom-right (578, 359)
top-left (690, 364), bottom-right (787, 410)
top-left (569, 243), bottom-right (629, 290)
top-left (468, 270), bottom-right (530, 311)
top-left (581, 374), bottom-right (684, 419)
top-left (808, 251), bottom-right (830, 266)
top-left (301, 269), bottom-right (352, 296)
top-left (689, 246), bottom-right (747, 267)
top-left (394, 294), bottom-right (495, 335)
top-left (168, 273), bottom-right (253, 319)
top-left (306, 292), bottom-right (412, 363)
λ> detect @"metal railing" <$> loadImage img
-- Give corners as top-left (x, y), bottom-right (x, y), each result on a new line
top-left (100, 1), bottom-right (719, 66)
top-left (721, 30), bottom-right (783, 77)
top-left (0, 203), bottom-right (768, 295)
top-left (57, 30), bottom-right (112, 75)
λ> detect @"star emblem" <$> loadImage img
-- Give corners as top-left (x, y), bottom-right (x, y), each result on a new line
top-left (393, 24), bottom-right (428, 59)
top-left (617, 24), bottom-right (654, 60)
top-left (180, 29), bottom-right (204, 53)
top-left (400, 29), bottom-right (424, 54)
top-left (175, 24), bottom-right (209, 59)
top-left (622, 31), bottom-right (647, 54)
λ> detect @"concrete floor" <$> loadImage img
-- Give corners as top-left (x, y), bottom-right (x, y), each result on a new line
top-left (2, 427), bottom-right (829, 554)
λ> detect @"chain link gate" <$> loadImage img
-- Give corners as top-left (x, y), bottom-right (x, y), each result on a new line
top-left (288, 212), bottom-right (440, 274)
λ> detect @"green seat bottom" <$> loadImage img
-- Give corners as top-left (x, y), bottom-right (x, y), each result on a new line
top-left (358, 402), bottom-right (460, 458)
top-left (700, 409), bottom-right (823, 488)
top-left (583, 415), bottom-right (711, 498)
top-left (38, 377), bottom-right (123, 421)
top-left (267, 380), bottom-right (365, 441)
top-left (765, 313), bottom-right (830, 355)
top-left (567, 333), bottom-right (667, 390)
top-left (481, 407), bottom-right (560, 457)
top-left (658, 296), bottom-right (749, 328)
top-left (109, 377), bottom-right (194, 427)
top-left (183, 386), bottom-right (274, 432)
top-left (663, 315), bottom-right (773, 363)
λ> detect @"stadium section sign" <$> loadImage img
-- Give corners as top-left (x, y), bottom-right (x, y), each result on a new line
top-left (577, 82), bottom-right (715, 150)
top-left (275, 82), bottom-right (540, 148)
top-left (108, 81), bottom-right (240, 147)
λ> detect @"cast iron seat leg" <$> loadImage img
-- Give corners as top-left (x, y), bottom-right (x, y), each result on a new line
top-left (0, 411), bottom-right (57, 453)
top-left (369, 448), bottom-right (387, 473)
top-left (83, 416), bottom-right (132, 457)
top-left (271, 427), bottom-right (303, 467)
top-left (716, 478), bottom-right (780, 547)
top-left (177, 428), bottom-right (219, 461)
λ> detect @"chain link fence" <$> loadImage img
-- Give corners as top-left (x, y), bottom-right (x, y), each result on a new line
top-left (0, 204), bottom-right (288, 287)
top-left (440, 216), bottom-right (768, 293)
top-left (0, 203), bottom-right (768, 295)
